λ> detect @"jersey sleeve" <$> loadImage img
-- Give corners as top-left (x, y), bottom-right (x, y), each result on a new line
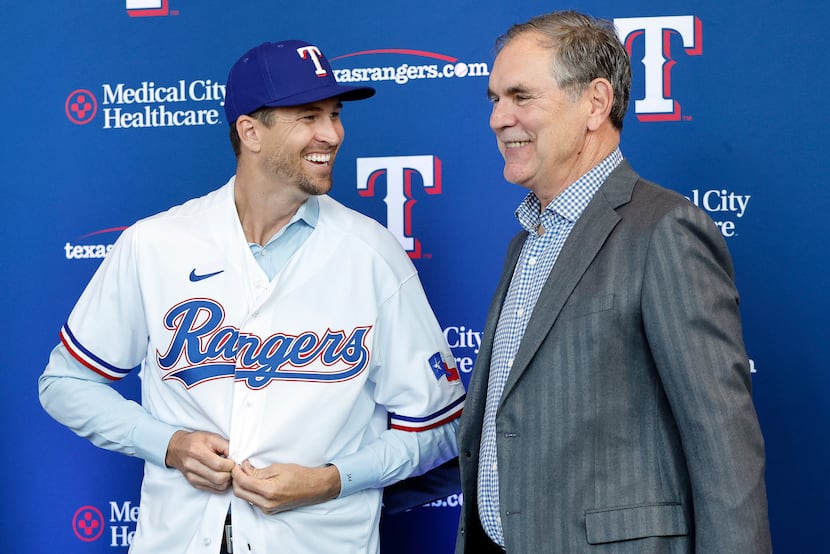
top-left (60, 225), bottom-right (149, 380)
top-left (330, 419), bottom-right (459, 497)
top-left (39, 343), bottom-right (179, 467)
top-left (324, 272), bottom-right (464, 497)
top-left (370, 273), bottom-right (466, 431)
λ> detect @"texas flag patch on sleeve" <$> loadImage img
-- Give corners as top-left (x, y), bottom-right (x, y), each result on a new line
top-left (428, 351), bottom-right (460, 382)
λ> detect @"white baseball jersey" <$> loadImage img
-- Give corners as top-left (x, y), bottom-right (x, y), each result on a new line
top-left (59, 177), bottom-right (465, 553)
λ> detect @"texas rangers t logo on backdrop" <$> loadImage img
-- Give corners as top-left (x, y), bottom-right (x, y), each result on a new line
top-left (614, 16), bottom-right (702, 121)
top-left (357, 155), bottom-right (442, 259)
top-left (125, 0), bottom-right (172, 17)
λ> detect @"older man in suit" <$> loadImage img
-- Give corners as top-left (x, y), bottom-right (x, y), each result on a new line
top-left (456, 10), bottom-right (771, 553)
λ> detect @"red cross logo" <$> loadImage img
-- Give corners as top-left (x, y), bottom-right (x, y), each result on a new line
top-left (72, 505), bottom-right (105, 542)
top-left (65, 89), bottom-right (98, 125)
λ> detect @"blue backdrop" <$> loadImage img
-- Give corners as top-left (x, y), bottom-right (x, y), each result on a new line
top-left (3, 0), bottom-right (827, 551)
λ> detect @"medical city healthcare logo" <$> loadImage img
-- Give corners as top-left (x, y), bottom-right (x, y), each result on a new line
top-left (64, 79), bottom-right (226, 129)
top-left (72, 501), bottom-right (139, 548)
top-left (685, 187), bottom-right (751, 238)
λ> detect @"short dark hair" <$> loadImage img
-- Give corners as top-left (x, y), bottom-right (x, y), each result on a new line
top-left (496, 10), bottom-right (632, 129)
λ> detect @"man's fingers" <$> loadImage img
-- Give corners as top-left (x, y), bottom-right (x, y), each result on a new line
top-left (183, 463), bottom-right (233, 492)
top-left (205, 433), bottom-right (231, 457)
top-left (207, 454), bottom-right (236, 473)
top-left (165, 430), bottom-right (237, 494)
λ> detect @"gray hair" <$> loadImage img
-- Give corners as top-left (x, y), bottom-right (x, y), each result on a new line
top-left (496, 10), bottom-right (631, 129)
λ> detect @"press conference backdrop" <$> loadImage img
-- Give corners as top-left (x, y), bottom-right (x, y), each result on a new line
top-left (2, 0), bottom-right (826, 551)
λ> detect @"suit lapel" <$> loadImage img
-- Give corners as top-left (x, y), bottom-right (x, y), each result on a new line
top-left (498, 161), bottom-right (639, 405)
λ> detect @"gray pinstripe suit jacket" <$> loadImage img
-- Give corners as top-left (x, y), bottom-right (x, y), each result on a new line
top-left (456, 161), bottom-right (771, 553)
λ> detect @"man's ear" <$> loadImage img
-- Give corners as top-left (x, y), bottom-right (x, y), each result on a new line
top-left (236, 115), bottom-right (262, 154)
top-left (586, 78), bottom-right (614, 132)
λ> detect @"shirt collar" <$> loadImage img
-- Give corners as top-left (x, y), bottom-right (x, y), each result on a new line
top-left (296, 195), bottom-right (320, 228)
top-left (515, 148), bottom-right (623, 232)
top-left (258, 195), bottom-right (320, 248)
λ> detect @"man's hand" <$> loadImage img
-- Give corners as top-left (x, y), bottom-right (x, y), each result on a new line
top-left (165, 430), bottom-right (235, 492)
top-left (232, 460), bottom-right (341, 514)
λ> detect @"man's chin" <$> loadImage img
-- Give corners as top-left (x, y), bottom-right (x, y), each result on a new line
top-left (503, 169), bottom-right (529, 188)
top-left (300, 178), bottom-right (333, 196)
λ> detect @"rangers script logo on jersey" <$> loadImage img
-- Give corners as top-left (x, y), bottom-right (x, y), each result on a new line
top-left (156, 299), bottom-right (372, 389)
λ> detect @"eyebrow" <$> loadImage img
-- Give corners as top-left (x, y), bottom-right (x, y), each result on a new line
top-left (487, 84), bottom-right (533, 99)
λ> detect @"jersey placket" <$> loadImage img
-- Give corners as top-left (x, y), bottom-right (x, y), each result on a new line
top-left (227, 275), bottom-right (276, 465)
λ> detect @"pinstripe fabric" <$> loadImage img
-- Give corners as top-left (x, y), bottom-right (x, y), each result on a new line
top-left (456, 161), bottom-right (771, 553)
top-left (477, 149), bottom-right (622, 545)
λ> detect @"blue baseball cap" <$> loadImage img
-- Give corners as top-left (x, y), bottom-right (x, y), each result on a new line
top-left (224, 39), bottom-right (375, 123)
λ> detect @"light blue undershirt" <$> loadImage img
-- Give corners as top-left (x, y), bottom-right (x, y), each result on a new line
top-left (248, 195), bottom-right (318, 280)
top-left (39, 195), bottom-right (457, 501)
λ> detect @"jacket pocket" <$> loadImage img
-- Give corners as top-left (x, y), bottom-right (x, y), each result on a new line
top-left (558, 293), bottom-right (615, 320)
top-left (584, 502), bottom-right (688, 544)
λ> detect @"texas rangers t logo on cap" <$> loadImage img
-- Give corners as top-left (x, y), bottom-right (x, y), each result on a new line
top-left (297, 45), bottom-right (328, 76)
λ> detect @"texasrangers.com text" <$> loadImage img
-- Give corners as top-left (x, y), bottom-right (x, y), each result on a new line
top-left (64, 242), bottom-right (113, 259)
top-left (333, 61), bottom-right (489, 85)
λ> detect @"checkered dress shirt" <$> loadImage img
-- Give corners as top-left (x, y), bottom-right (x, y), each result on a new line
top-left (477, 148), bottom-right (623, 546)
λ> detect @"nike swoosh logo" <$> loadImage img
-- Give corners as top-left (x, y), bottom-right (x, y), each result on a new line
top-left (189, 269), bottom-right (224, 282)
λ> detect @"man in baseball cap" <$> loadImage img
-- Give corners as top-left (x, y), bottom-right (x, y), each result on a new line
top-left (224, 39), bottom-right (374, 122)
top-left (40, 38), bottom-right (463, 554)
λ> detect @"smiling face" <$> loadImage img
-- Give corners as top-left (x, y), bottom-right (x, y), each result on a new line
top-left (259, 97), bottom-right (345, 196)
top-left (488, 32), bottom-right (593, 204)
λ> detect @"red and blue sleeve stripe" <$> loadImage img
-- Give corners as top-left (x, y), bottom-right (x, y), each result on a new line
top-left (60, 324), bottom-right (134, 381)
top-left (389, 394), bottom-right (465, 432)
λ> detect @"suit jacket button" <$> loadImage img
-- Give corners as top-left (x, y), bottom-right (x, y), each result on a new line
top-left (463, 450), bottom-right (472, 457)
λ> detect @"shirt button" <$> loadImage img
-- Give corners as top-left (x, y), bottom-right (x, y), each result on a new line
top-left (528, 257), bottom-right (537, 266)
top-left (203, 537), bottom-right (212, 547)
top-left (517, 308), bottom-right (524, 316)
top-left (507, 359), bottom-right (513, 368)
top-left (491, 461), bottom-right (497, 471)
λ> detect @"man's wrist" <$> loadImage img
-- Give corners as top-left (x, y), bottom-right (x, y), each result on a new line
top-left (320, 463), bottom-right (342, 500)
